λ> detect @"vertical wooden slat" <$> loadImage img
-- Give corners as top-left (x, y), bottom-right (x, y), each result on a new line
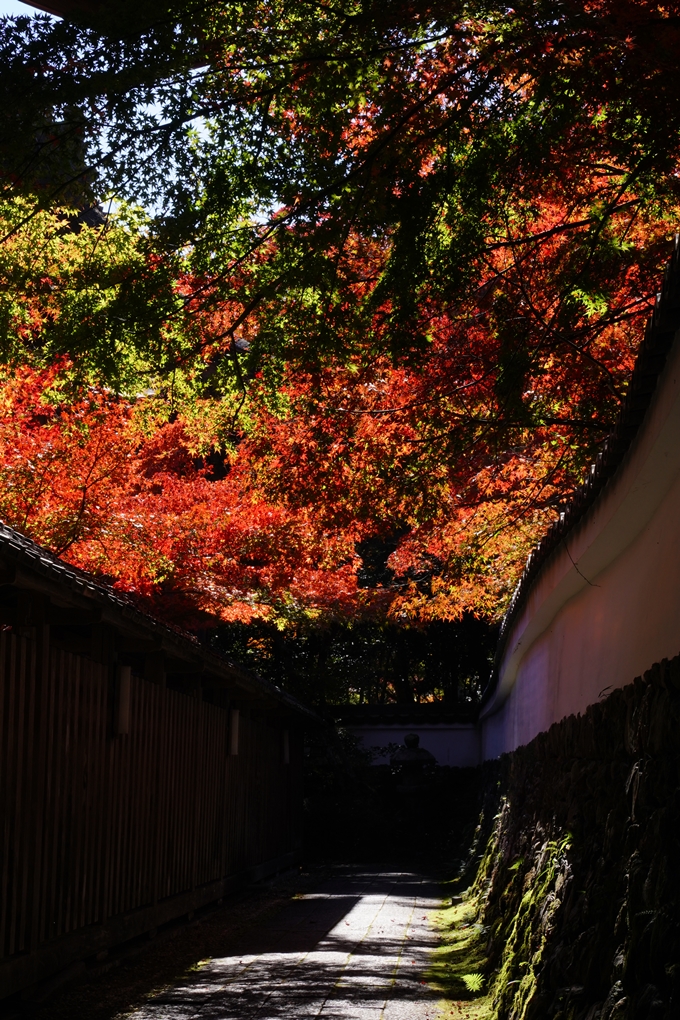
top-left (88, 663), bottom-right (106, 926)
top-left (38, 643), bottom-right (56, 944)
top-left (53, 649), bottom-right (67, 938)
top-left (155, 683), bottom-right (168, 902)
top-left (15, 636), bottom-right (37, 953)
top-left (1, 630), bottom-right (299, 985)
top-left (178, 696), bottom-right (191, 893)
top-left (102, 666), bottom-right (113, 923)
top-left (70, 654), bottom-right (84, 934)
top-left (79, 659), bottom-right (92, 930)
top-left (29, 625), bottom-right (49, 950)
top-left (106, 686), bottom-right (121, 919)
top-left (114, 690), bottom-right (129, 915)
top-left (84, 659), bottom-right (101, 926)
top-left (0, 633), bottom-right (12, 958)
top-left (58, 651), bottom-right (74, 936)
top-left (9, 636), bottom-right (28, 955)
top-left (2, 636), bottom-right (18, 955)
top-left (139, 677), bottom-right (154, 907)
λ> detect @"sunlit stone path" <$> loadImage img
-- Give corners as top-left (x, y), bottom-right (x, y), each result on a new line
top-left (130, 868), bottom-right (443, 1020)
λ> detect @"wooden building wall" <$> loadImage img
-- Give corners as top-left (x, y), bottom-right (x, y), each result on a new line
top-left (0, 628), bottom-right (303, 1000)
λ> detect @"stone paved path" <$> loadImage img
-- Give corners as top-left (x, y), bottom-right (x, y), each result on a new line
top-left (130, 868), bottom-right (443, 1020)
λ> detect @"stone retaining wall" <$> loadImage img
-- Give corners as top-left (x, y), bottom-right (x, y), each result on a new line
top-left (464, 655), bottom-right (680, 1020)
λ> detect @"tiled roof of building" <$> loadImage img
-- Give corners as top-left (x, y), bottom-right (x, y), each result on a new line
top-left (333, 703), bottom-right (478, 726)
top-left (0, 519), bottom-right (314, 718)
top-left (484, 237), bottom-right (680, 705)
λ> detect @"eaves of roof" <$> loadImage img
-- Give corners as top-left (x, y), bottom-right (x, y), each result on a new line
top-left (483, 237), bottom-right (680, 706)
top-left (333, 703), bottom-right (478, 726)
top-left (0, 521), bottom-right (317, 721)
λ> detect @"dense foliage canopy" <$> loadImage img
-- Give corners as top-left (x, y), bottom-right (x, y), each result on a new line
top-left (212, 615), bottom-right (496, 705)
top-left (1, 0), bottom-right (679, 641)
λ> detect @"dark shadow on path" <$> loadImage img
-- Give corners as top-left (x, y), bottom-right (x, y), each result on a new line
top-left (131, 867), bottom-right (443, 1020)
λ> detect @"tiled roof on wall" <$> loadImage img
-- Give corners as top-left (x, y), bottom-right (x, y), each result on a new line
top-left (484, 236), bottom-right (680, 705)
top-left (0, 520), bottom-right (314, 717)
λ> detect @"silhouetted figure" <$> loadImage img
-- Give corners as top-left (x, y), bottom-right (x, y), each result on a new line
top-left (390, 733), bottom-right (436, 792)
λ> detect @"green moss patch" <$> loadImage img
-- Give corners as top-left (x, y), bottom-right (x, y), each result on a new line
top-left (427, 895), bottom-right (494, 1019)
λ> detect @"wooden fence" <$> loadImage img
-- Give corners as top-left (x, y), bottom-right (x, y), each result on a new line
top-left (0, 629), bottom-right (302, 1000)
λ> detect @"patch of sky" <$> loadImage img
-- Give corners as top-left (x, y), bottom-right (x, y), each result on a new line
top-left (0, 2), bottom-right (275, 232)
top-left (0, 0), bottom-right (57, 18)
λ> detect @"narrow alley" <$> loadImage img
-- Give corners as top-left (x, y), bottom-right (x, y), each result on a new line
top-left (128, 869), bottom-right (442, 1020)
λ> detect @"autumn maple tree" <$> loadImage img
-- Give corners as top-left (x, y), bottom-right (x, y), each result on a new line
top-left (0, 1), bottom-right (679, 637)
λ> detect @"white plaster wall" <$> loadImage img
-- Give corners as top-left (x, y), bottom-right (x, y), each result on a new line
top-left (346, 724), bottom-right (480, 767)
top-left (481, 330), bottom-right (680, 759)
